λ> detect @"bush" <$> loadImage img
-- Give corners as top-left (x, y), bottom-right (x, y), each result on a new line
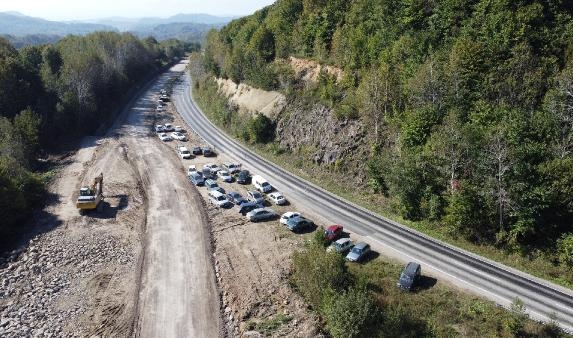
top-left (291, 240), bottom-right (349, 309)
top-left (248, 113), bottom-right (275, 143)
top-left (322, 286), bottom-right (377, 338)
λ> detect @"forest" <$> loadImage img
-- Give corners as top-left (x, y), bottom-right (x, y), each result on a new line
top-left (200, 0), bottom-right (573, 265)
top-left (0, 31), bottom-right (194, 246)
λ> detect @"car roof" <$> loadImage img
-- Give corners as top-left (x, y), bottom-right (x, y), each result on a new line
top-left (282, 211), bottom-right (299, 217)
top-left (335, 238), bottom-right (351, 244)
top-left (354, 242), bottom-right (369, 249)
top-left (269, 192), bottom-right (282, 197)
top-left (326, 224), bottom-right (343, 231)
top-left (404, 262), bottom-right (420, 273)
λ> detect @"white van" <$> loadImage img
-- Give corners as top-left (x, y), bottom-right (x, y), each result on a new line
top-left (208, 190), bottom-right (230, 208)
top-left (252, 175), bottom-right (272, 193)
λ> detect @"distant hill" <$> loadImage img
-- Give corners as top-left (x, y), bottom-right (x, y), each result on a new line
top-left (131, 22), bottom-right (226, 43)
top-left (93, 13), bottom-right (234, 31)
top-left (0, 12), bottom-right (115, 36)
top-left (0, 12), bottom-right (232, 46)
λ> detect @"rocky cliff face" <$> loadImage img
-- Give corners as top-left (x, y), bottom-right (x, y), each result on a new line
top-left (274, 99), bottom-right (368, 181)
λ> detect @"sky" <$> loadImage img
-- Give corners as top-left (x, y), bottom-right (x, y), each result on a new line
top-left (0, 0), bottom-right (276, 21)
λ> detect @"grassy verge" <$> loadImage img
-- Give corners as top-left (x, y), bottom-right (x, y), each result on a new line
top-left (191, 77), bottom-right (573, 290)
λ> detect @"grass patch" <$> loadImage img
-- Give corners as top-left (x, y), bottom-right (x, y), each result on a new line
top-left (245, 314), bottom-right (292, 335)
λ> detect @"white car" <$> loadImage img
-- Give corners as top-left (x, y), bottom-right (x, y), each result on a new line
top-left (280, 212), bottom-right (301, 225)
top-left (203, 163), bottom-right (221, 173)
top-left (156, 105), bottom-right (165, 112)
top-left (217, 170), bottom-right (233, 183)
top-left (163, 123), bottom-right (174, 131)
top-left (268, 192), bottom-right (287, 205)
top-left (222, 162), bottom-right (240, 174)
top-left (155, 124), bottom-right (165, 132)
top-left (171, 132), bottom-right (187, 141)
top-left (175, 145), bottom-right (191, 159)
top-left (187, 165), bottom-right (197, 176)
top-left (174, 125), bottom-right (184, 132)
top-left (158, 133), bottom-right (171, 141)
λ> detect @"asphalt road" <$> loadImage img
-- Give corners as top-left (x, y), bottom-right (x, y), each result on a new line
top-left (172, 63), bottom-right (573, 333)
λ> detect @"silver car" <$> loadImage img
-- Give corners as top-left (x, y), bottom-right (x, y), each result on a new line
top-left (246, 208), bottom-right (277, 222)
top-left (345, 242), bottom-right (371, 262)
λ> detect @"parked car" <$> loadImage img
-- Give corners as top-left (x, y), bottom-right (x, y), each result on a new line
top-left (163, 123), bottom-right (174, 131)
top-left (158, 133), bottom-right (172, 141)
top-left (202, 167), bottom-right (216, 180)
top-left (238, 201), bottom-right (263, 215)
top-left (217, 170), bottom-right (233, 183)
top-left (202, 147), bottom-right (214, 157)
top-left (222, 162), bottom-right (240, 174)
top-left (192, 146), bottom-right (202, 155)
top-left (327, 238), bottom-right (354, 254)
top-left (203, 163), bottom-right (221, 173)
top-left (280, 212), bottom-right (301, 225)
top-left (175, 145), bottom-right (192, 159)
top-left (209, 190), bottom-right (231, 208)
top-left (174, 125), bottom-right (184, 132)
top-left (397, 262), bottom-right (421, 291)
top-left (187, 165), bottom-right (197, 176)
top-left (247, 190), bottom-right (264, 204)
top-left (286, 216), bottom-right (314, 232)
top-left (246, 208), bottom-right (277, 222)
top-left (205, 179), bottom-right (218, 190)
top-left (345, 242), bottom-right (371, 262)
top-left (188, 172), bottom-right (204, 186)
top-left (171, 132), bottom-right (186, 141)
top-left (154, 124), bottom-right (165, 132)
top-left (227, 192), bottom-right (247, 205)
top-left (210, 186), bottom-right (225, 194)
top-left (324, 225), bottom-right (343, 242)
top-left (268, 192), bottom-right (287, 205)
top-left (236, 170), bottom-right (251, 184)
top-left (156, 105), bottom-right (164, 112)
top-left (252, 175), bottom-right (272, 193)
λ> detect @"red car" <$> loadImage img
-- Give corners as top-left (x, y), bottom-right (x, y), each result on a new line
top-left (324, 225), bottom-right (343, 242)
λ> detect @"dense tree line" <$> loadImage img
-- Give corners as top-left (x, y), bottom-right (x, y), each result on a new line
top-left (0, 32), bottom-right (194, 246)
top-left (201, 0), bottom-right (573, 262)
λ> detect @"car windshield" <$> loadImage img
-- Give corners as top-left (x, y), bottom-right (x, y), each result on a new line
top-left (262, 182), bottom-right (270, 187)
top-left (401, 273), bottom-right (413, 282)
top-left (352, 247), bottom-right (363, 254)
top-left (253, 192), bottom-right (261, 198)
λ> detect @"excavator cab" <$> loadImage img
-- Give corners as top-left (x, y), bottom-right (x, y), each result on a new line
top-left (76, 173), bottom-right (104, 212)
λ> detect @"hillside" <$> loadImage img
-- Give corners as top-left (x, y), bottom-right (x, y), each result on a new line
top-left (197, 0), bottom-right (573, 268)
top-left (0, 12), bottom-right (114, 36)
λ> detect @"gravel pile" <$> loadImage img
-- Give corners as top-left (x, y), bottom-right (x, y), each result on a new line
top-left (0, 229), bottom-right (135, 337)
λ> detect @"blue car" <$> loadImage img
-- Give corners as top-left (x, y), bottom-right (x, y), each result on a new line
top-left (227, 192), bottom-right (247, 205)
top-left (286, 217), bottom-right (314, 232)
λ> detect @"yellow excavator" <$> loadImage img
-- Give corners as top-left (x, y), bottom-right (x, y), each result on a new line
top-left (76, 173), bottom-right (104, 212)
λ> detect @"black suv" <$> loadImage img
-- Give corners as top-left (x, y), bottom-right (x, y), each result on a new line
top-left (236, 170), bottom-right (251, 184)
top-left (397, 262), bottom-right (421, 291)
top-left (191, 146), bottom-right (202, 155)
top-left (202, 147), bottom-right (214, 157)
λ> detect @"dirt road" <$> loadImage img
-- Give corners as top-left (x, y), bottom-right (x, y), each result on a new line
top-left (121, 64), bottom-right (221, 337)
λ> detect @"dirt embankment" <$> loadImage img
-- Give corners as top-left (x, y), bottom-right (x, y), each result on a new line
top-left (216, 78), bottom-right (286, 118)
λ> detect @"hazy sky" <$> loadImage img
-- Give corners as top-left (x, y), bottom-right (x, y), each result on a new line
top-left (0, 0), bottom-right (276, 21)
